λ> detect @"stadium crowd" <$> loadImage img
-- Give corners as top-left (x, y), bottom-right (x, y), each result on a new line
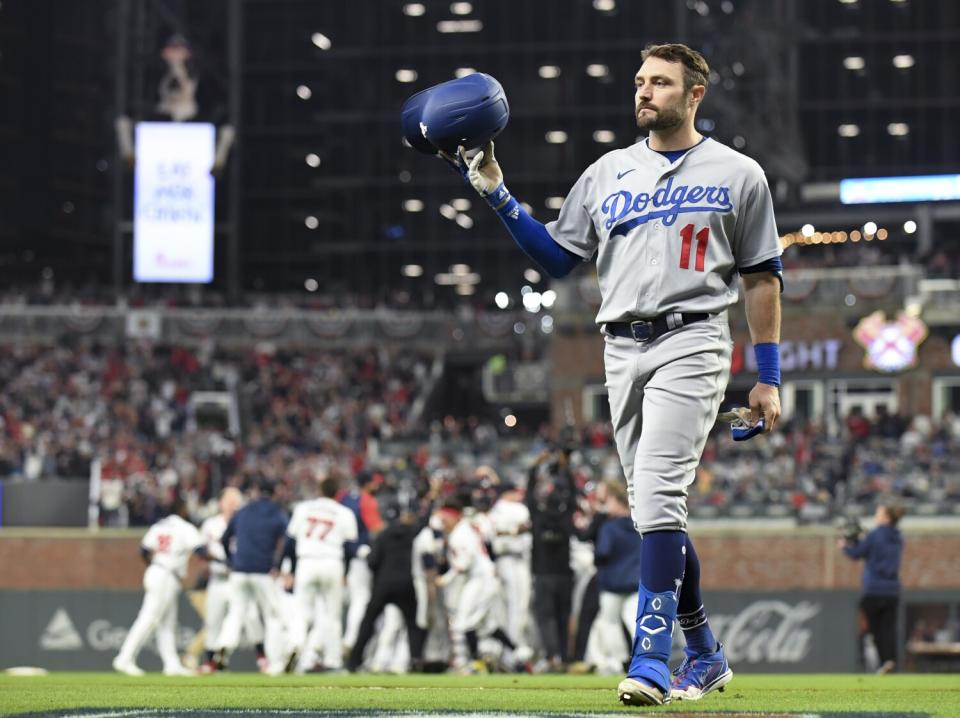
top-left (2, 341), bottom-right (960, 525)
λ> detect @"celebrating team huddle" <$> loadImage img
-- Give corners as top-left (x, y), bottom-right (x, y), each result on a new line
top-left (113, 473), bottom-right (546, 677)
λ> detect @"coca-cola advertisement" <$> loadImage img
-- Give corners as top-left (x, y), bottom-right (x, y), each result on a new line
top-left (693, 591), bottom-right (859, 673)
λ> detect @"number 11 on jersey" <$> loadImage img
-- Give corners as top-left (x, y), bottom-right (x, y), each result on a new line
top-left (679, 223), bottom-right (709, 272)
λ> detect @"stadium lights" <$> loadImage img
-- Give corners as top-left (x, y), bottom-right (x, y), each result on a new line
top-left (545, 131), bottom-right (568, 144)
top-left (304, 278), bottom-right (319, 292)
top-left (524, 268), bottom-right (542, 284)
top-left (593, 0), bottom-right (616, 10)
top-left (586, 64), bottom-right (609, 78)
top-left (450, 2), bottom-right (473, 15)
top-left (304, 215), bottom-right (319, 230)
top-left (395, 69), bottom-right (418, 82)
top-left (296, 85), bottom-right (312, 100)
top-left (522, 291), bottom-right (543, 312)
top-left (541, 289), bottom-right (557, 308)
top-left (545, 196), bottom-right (564, 209)
top-left (838, 124), bottom-right (860, 138)
top-left (538, 65), bottom-right (561, 79)
top-left (455, 213), bottom-right (474, 229)
top-left (455, 284), bottom-right (476, 295)
top-left (403, 3), bottom-right (426, 16)
top-left (504, 414), bottom-right (517, 428)
top-left (843, 56), bottom-right (865, 71)
top-left (435, 271), bottom-right (480, 285)
top-left (439, 204), bottom-right (458, 219)
top-left (451, 198), bottom-right (472, 211)
top-left (305, 153), bottom-right (321, 168)
top-left (402, 199), bottom-right (424, 212)
top-left (520, 202), bottom-right (535, 216)
top-left (887, 123), bottom-right (910, 136)
top-left (437, 19), bottom-right (482, 32)
top-left (402, 264), bottom-right (424, 277)
top-left (454, 67), bottom-right (476, 78)
top-left (904, 220), bottom-right (917, 234)
top-left (541, 315), bottom-right (554, 333)
top-left (892, 54), bottom-right (915, 68)
top-left (494, 292), bottom-right (510, 309)
top-left (801, 224), bottom-right (815, 237)
top-left (450, 264), bottom-right (471, 275)
top-left (593, 130), bottom-right (616, 143)
top-left (311, 33), bottom-right (332, 50)
top-left (780, 225), bottom-right (894, 248)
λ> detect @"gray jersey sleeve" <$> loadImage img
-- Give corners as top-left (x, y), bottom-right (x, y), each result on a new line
top-left (545, 164), bottom-right (599, 260)
top-left (733, 169), bottom-right (782, 268)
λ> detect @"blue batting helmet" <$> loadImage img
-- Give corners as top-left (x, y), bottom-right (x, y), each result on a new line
top-left (400, 73), bottom-right (509, 155)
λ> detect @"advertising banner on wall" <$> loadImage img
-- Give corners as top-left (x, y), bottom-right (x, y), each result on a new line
top-left (1, 589), bottom-right (861, 673)
top-left (133, 122), bottom-right (216, 283)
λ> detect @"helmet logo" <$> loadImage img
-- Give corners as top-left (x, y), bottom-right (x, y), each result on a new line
top-left (419, 122), bottom-right (429, 139)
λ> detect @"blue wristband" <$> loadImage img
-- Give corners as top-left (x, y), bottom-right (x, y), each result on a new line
top-left (754, 343), bottom-right (781, 387)
top-left (486, 183), bottom-right (512, 210)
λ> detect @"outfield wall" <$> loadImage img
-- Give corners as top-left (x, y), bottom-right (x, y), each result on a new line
top-left (2, 526), bottom-right (958, 591)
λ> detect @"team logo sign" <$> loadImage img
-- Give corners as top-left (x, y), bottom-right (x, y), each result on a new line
top-left (853, 311), bottom-right (928, 373)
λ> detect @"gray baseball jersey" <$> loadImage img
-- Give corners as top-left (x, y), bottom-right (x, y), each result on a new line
top-left (546, 137), bottom-right (781, 324)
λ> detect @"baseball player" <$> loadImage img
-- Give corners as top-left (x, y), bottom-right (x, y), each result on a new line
top-left (339, 471), bottom-right (384, 653)
top-left (443, 43), bottom-right (782, 704)
top-left (488, 479), bottom-right (534, 658)
top-left (437, 502), bottom-right (518, 672)
top-left (216, 480), bottom-right (293, 675)
top-left (113, 496), bottom-right (204, 676)
top-left (285, 476), bottom-right (358, 672)
top-left (198, 487), bottom-right (269, 673)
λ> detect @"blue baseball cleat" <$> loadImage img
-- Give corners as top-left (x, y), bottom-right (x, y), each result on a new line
top-left (670, 643), bottom-right (733, 701)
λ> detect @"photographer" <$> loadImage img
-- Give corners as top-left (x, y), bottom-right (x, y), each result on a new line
top-left (837, 500), bottom-right (906, 674)
top-left (526, 446), bottom-right (578, 672)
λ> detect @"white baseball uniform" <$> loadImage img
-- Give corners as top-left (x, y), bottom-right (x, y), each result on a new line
top-left (444, 518), bottom-right (498, 665)
top-left (412, 524), bottom-right (450, 662)
top-left (115, 514), bottom-right (203, 673)
top-left (546, 137), bottom-right (781, 531)
top-left (286, 497), bottom-right (358, 670)
top-left (199, 513), bottom-right (263, 656)
top-left (489, 497), bottom-right (532, 649)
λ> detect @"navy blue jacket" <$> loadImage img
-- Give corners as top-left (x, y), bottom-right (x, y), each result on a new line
top-left (844, 524), bottom-right (903, 596)
top-left (222, 499), bottom-right (288, 574)
top-left (595, 516), bottom-right (643, 594)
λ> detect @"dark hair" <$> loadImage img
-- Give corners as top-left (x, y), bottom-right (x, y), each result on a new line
top-left (641, 43), bottom-right (710, 93)
top-left (320, 477), bottom-right (340, 499)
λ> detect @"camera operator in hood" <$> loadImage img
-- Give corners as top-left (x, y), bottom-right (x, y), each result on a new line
top-left (838, 500), bottom-right (906, 674)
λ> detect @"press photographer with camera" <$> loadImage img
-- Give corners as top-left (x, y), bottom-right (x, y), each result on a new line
top-left (837, 500), bottom-right (906, 674)
top-left (526, 444), bottom-right (578, 672)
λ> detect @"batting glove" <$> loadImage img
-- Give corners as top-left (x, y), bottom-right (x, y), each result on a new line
top-left (718, 407), bottom-right (765, 442)
top-left (440, 142), bottom-right (511, 210)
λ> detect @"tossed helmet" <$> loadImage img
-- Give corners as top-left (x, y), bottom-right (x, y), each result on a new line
top-left (400, 73), bottom-right (509, 155)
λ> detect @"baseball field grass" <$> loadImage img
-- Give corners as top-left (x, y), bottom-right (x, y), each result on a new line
top-left (0, 672), bottom-right (957, 717)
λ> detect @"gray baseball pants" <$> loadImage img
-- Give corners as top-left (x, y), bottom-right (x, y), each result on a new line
top-left (603, 315), bottom-right (732, 533)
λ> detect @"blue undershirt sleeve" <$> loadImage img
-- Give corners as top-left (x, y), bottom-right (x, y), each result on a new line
top-left (492, 196), bottom-right (581, 279)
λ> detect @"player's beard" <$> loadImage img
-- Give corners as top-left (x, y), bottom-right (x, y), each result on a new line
top-left (636, 95), bottom-right (688, 131)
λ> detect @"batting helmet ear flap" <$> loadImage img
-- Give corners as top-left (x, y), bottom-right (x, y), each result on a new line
top-left (400, 86), bottom-right (441, 155)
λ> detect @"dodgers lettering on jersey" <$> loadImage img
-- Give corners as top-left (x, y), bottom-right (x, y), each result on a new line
top-left (546, 137), bottom-right (781, 324)
top-left (287, 497), bottom-right (359, 561)
top-left (142, 514), bottom-right (203, 579)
